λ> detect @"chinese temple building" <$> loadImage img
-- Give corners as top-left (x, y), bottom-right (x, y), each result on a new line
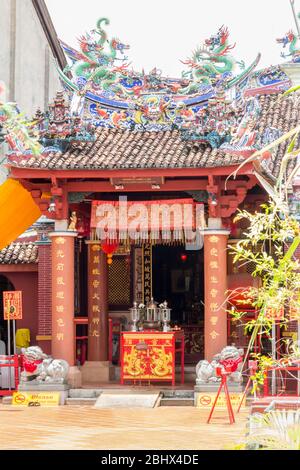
top-left (1, 18), bottom-right (300, 386)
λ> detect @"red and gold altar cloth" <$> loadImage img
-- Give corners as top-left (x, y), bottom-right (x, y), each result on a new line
top-left (120, 331), bottom-right (184, 385)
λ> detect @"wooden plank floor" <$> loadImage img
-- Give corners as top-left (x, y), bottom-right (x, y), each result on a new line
top-left (0, 405), bottom-right (248, 450)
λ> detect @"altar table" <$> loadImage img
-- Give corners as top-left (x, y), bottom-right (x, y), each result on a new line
top-left (120, 330), bottom-right (184, 385)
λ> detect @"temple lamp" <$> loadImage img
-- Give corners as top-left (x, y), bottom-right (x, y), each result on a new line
top-left (143, 298), bottom-right (161, 330)
top-left (159, 301), bottom-right (171, 332)
top-left (130, 301), bottom-right (140, 332)
top-left (101, 241), bottom-right (119, 265)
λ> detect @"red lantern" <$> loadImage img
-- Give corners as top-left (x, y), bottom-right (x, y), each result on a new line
top-left (101, 241), bottom-right (119, 265)
top-left (228, 288), bottom-right (254, 310)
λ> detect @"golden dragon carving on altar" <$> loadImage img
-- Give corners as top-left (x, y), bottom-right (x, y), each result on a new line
top-left (150, 347), bottom-right (172, 377)
top-left (123, 346), bottom-right (146, 377)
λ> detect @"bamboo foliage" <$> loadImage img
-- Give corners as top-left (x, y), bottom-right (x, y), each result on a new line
top-left (228, 118), bottom-right (300, 380)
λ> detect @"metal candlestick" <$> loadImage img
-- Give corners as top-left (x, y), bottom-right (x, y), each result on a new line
top-left (130, 302), bottom-right (140, 332)
top-left (159, 301), bottom-right (171, 332)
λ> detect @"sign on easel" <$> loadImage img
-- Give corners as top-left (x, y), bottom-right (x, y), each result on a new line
top-left (196, 392), bottom-right (246, 410)
top-left (3, 291), bottom-right (23, 320)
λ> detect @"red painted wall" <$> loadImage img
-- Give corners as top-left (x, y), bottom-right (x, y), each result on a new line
top-left (4, 272), bottom-right (38, 344)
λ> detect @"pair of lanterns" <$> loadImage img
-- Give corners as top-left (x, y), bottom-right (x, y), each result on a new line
top-left (130, 298), bottom-right (171, 332)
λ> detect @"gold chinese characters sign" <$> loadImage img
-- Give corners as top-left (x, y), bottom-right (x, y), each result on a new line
top-left (143, 244), bottom-right (152, 305)
top-left (53, 237), bottom-right (67, 344)
top-left (204, 232), bottom-right (229, 358)
top-left (207, 236), bottom-right (221, 342)
top-left (88, 243), bottom-right (102, 341)
top-left (133, 247), bottom-right (143, 305)
top-left (86, 243), bottom-right (109, 361)
top-left (51, 232), bottom-right (77, 364)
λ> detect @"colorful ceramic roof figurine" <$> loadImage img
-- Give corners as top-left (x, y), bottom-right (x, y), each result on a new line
top-left (56, 18), bottom-right (261, 133)
top-left (277, 0), bottom-right (300, 63)
top-left (4, 14), bottom-right (300, 182)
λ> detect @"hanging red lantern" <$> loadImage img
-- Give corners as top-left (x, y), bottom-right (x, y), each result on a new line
top-left (228, 288), bottom-right (254, 311)
top-left (101, 241), bottom-right (119, 265)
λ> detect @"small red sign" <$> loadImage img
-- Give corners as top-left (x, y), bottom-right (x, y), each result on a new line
top-left (14, 393), bottom-right (26, 404)
top-left (3, 291), bottom-right (23, 320)
top-left (200, 395), bottom-right (212, 406)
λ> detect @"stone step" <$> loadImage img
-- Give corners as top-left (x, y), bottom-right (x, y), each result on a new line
top-left (94, 390), bottom-right (161, 408)
top-left (162, 390), bottom-right (194, 399)
top-left (69, 388), bottom-right (194, 399)
top-left (113, 366), bottom-right (196, 382)
top-left (160, 398), bottom-right (194, 407)
top-left (69, 389), bottom-right (102, 399)
top-left (66, 398), bottom-right (97, 406)
top-left (1, 396), bottom-right (12, 405)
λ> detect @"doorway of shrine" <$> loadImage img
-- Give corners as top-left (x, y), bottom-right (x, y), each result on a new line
top-left (152, 245), bottom-right (204, 364)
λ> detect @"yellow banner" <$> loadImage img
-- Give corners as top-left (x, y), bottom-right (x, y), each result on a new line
top-left (12, 392), bottom-right (60, 407)
top-left (196, 392), bottom-right (245, 410)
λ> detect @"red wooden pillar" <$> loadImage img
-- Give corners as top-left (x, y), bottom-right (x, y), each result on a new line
top-left (36, 241), bottom-right (52, 355)
top-left (81, 242), bottom-right (114, 383)
top-left (86, 242), bottom-right (108, 361)
top-left (204, 229), bottom-right (230, 361)
top-left (49, 231), bottom-right (77, 364)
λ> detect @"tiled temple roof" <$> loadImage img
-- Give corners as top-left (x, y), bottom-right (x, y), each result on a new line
top-left (0, 243), bottom-right (38, 265)
top-left (17, 128), bottom-right (245, 170)
top-left (10, 92), bottom-right (300, 175)
top-left (257, 92), bottom-right (300, 177)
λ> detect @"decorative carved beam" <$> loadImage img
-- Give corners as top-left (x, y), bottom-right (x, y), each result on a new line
top-left (220, 186), bottom-right (249, 218)
top-left (219, 175), bottom-right (258, 218)
top-left (65, 179), bottom-right (209, 193)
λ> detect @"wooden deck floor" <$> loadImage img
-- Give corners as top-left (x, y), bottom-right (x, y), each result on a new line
top-left (0, 405), bottom-right (248, 450)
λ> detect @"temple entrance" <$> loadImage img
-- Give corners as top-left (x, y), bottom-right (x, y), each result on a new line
top-left (152, 245), bottom-right (204, 363)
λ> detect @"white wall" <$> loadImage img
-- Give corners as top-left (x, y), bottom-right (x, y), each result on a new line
top-left (0, 0), bottom-right (63, 183)
top-left (0, 0), bottom-right (62, 115)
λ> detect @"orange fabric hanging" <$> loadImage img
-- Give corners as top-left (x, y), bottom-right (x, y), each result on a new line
top-left (0, 179), bottom-right (41, 249)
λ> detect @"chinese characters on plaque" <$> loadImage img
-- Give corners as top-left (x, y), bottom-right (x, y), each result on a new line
top-left (133, 247), bottom-right (143, 304)
top-left (208, 235), bottom-right (221, 342)
top-left (143, 244), bottom-right (152, 305)
top-left (89, 244), bottom-right (102, 339)
top-left (54, 237), bottom-right (66, 343)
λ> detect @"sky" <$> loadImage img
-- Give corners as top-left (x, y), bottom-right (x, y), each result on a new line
top-left (46, 0), bottom-right (299, 77)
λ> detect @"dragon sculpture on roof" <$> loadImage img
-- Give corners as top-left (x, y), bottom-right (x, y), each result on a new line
top-left (60, 17), bottom-right (131, 96)
top-left (58, 19), bottom-right (260, 101)
top-left (55, 18), bottom-right (264, 133)
top-left (277, 29), bottom-right (300, 62)
top-left (180, 26), bottom-right (260, 92)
